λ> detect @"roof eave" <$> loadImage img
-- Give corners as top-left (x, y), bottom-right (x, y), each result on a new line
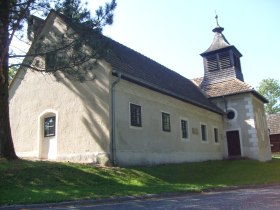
top-left (112, 72), bottom-right (224, 115)
top-left (207, 90), bottom-right (268, 103)
top-left (200, 45), bottom-right (242, 57)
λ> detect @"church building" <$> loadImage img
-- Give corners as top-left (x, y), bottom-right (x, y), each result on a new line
top-left (9, 11), bottom-right (271, 165)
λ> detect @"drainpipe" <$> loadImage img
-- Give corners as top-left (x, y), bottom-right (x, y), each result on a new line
top-left (223, 96), bottom-right (228, 113)
top-left (111, 72), bottom-right (121, 166)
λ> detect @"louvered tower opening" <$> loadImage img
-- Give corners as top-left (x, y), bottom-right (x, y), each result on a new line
top-left (206, 55), bottom-right (218, 71)
top-left (206, 51), bottom-right (231, 71)
top-left (219, 52), bottom-right (231, 69)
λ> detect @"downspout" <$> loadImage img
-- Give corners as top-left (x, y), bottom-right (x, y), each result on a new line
top-left (223, 96), bottom-right (228, 113)
top-left (111, 72), bottom-right (121, 166)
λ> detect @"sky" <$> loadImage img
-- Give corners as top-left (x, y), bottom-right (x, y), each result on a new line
top-left (89, 0), bottom-right (280, 88)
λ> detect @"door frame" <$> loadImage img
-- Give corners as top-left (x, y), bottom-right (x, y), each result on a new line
top-left (225, 129), bottom-right (243, 158)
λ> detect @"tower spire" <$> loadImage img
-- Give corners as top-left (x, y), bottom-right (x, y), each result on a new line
top-left (215, 14), bottom-right (220, 27)
top-left (212, 13), bottom-right (224, 33)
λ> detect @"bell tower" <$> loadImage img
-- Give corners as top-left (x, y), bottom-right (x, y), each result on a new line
top-left (200, 15), bottom-right (243, 86)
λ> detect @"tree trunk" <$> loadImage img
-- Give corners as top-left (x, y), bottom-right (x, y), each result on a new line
top-left (0, 0), bottom-right (18, 160)
top-left (0, 74), bottom-right (18, 160)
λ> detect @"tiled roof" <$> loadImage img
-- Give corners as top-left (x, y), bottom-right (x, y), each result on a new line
top-left (201, 78), bottom-right (253, 98)
top-left (267, 114), bottom-right (280, 135)
top-left (192, 77), bottom-right (268, 102)
top-left (106, 41), bottom-right (224, 113)
top-left (55, 11), bottom-right (223, 114)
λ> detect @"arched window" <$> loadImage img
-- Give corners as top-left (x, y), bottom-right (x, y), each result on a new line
top-left (39, 109), bottom-right (58, 138)
top-left (44, 116), bottom-right (56, 137)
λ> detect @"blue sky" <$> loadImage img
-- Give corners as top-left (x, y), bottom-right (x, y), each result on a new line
top-left (90, 0), bottom-right (280, 88)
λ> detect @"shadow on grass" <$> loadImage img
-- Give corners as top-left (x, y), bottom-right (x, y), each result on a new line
top-left (0, 159), bottom-right (171, 205)
top-left (1, 158), bottom-right (280, 205)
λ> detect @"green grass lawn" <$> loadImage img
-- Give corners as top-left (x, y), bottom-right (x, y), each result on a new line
top-left (1, 158), bottom-right (280, 205)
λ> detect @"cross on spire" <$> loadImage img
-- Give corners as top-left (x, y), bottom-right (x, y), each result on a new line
top-left (215, 14), bottom-right (220, 27)
top-left (212, 13), bottom-right (224, 33)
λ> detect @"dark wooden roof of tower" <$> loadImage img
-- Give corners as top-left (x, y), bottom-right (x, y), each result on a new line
top-left (193, 15), bottom-right (267, 103)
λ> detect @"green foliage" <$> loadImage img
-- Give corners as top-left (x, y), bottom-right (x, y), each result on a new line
top-left (55, 0), bottom-right (117, 33)
top-left (257, 78), bottom-right (280, 114)
top-left (1, 159), bottom-right (280, 205)
top-left (8, 67), bottom-right (17, 83)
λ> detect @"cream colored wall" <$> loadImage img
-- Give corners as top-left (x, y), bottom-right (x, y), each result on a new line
top-left (212, 93), bottom-right (271, 161)
top-left (9, 13), bottom-right (112, 163)
top-left (213, 95), bottom-right (251, 158)
top-left (9, 60), bottom-right (111, 163)
top-left (114, 79), bottom-right (224, 166)
top-left (252, 96), bottom-right (272, 161)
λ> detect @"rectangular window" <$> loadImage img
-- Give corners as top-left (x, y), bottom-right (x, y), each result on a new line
top-left (45, 52), bottom-right (65, 71)
top-left (45, 52), bottom-right (56, 71)
top-left (162, 112), bottom-right (171, 132)
top-left (214, 127), bottom-right (219, 143)
top-left (130, 103), bottom-right (142, 127)
top-left (44, 116), bottom-right (56, 137)
top-left (181, 119), bottom-right (189, 139)
top-left (201, 124), bottom-right (207, 142)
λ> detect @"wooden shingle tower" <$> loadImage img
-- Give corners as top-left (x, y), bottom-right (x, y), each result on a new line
top-left (200, 15), bottom-right (244, 87)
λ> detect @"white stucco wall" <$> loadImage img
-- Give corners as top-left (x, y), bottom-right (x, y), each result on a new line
top-left (9, 60), bottom-right (111, 163)
top-left (212, 93), bottom-right (271, 161)
top-left (114, 79), bottom-right (224, 166)
top-left (9, 13), bottom-right (113, 163)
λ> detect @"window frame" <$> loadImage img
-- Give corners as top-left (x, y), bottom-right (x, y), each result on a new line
top-left (213, 127), bottom-right (219, 144)
top-left (44, 116), bottom-right (56, 137)
top-left (226, 108), bottom-right (238, 121)
top-left (200, 123), bottom-right (208, 142)
top-left (45, 52), bottom-right (56, 71)
top-left (180, 118), bottom-right (189, 141)
top-left (129, 103), bottom-right (142, 128)
top-left (162, 112), bottom-right (171, 132)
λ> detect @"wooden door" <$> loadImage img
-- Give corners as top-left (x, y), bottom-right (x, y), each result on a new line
top-left (226, 130), bottom-right (241, 157)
